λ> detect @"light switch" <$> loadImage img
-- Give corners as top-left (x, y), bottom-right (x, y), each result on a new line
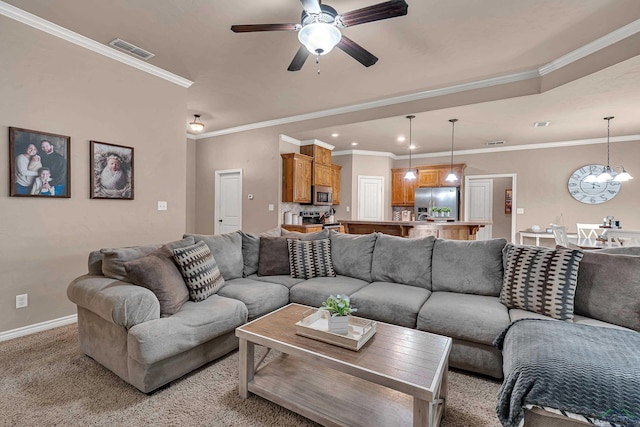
top-left (516, 208), bottom-right (524, 214)
top-left (268, 204), bottom-right (274, 211)
top-left (157, 201), bottom-right (168, 211)
top-left (346, 206), bottom-right (350, 212)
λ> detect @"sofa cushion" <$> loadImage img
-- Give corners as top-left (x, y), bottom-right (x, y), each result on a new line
top-left (508, 308), bottom-right (634, 331)
top-left (289, 275), bottom-right (370, 308)
top-left (217, 278), bottom-right (289, 320)
top-left (184, 231), bottom-right (243, 280)
top-left (258, 236), bottom-right (293, 276)
top-left (500, 244), bottom-right (583, 321)
top-left (350, 282), bottom-right (431, 328)
top-left (127, 295), bottom-right (248, 365)
top-left (371, 234), bottom-right (435, 289)
top-left (288, 238), bottom-right (336, 279)
top-left (281, 229), bottom-right (329, 240)
top-left (329, 232), bottom-right (377, 282)
top-left (432, 238), bottom-right (507, 295)
top-left (101, 237), bottom-right (195, 281)
top-left (417, 292), bottom-right (510, 346)
top-left (246, 274), bottom-right (304, 289)
top-left (240, 228), bottom-right (281, 277)
top-left (574, 251), bottom-right (640, 331)
top-left (123, 245), bottom-right (189, 317)
top-left (172, 241), bottom-right (225, 302)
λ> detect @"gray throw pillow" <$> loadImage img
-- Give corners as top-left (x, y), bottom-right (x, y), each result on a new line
top-left (329, 232), bottom-right (377, 282)
top-left (184, 231), bottom-right (243, 280)
top-left (574, 251), bottom-right (640, 331)
top-left (432, 238), bottom-right (507, 295)
top-left (371, 234), bottom-right (435, 289)
top-left (241, 227), bottom-right (282, 277)
top-left (123, 245), bottom-right (189, 317)
top-left (173, 241), bottom-right (225, 302)
top-left (500, 243), bottom-right (584, 321)
top-left (258, 236), bottom-right (294, 276)
top-left (101, 236), bottom-right (195, 281)
top-left (288, 238), bottom-right (336, 279)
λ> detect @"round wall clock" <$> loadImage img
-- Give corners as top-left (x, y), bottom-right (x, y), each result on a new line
top-left (567, 164), bottom-right (621, 204)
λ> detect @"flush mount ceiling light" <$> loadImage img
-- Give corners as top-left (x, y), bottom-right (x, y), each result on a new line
top-left (189, 114), bottom-right (205, 132)
top-left (445, 119), bottom-right (459, 182)
top-left (404, 115), bottom-right (418, 180)
top-left (584, 116), bottom-right (633, 183)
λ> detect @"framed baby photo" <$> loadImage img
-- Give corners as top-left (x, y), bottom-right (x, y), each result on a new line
top-left (9, 127), bottom-right (71, 198)
top-left (90, 141), bottom-right (134, 200)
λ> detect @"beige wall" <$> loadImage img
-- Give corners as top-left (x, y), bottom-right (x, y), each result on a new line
top-left (491, 177), bottom-right (513, 241)
top-left (0, 17), bottom-right (188, 332)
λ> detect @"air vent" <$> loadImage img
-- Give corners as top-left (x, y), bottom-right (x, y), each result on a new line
top-left (534, 121), bottom-right (551, 127)
top-left (485, 140), bottom-right (506, 146)
top-left (109, 38), bottom-right (155, 60)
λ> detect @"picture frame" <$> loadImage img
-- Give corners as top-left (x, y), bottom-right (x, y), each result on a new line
top-left (90, 141), bottom-right (134, 200)
top-left (9, 127), bottom-right (71, 198)
top-left (505, 188), bottom-right (513, 214)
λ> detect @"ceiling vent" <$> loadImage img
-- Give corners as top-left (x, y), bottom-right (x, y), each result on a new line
top-left (534, 121), bottom-right (551, 127)
top-left (485, 140), bottom-right (506, 146)
top-left (109, 38), bottom-right (155, 60)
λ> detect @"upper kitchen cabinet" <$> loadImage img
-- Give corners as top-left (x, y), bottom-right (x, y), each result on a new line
top-left (391, 169), bottom-right (418, 206)
top-left (301, 144), bottom-right (332, 186)
top-left (281, 153), bottom-right (313, 203)
top-left (331, 164), bottom-right (342, 205)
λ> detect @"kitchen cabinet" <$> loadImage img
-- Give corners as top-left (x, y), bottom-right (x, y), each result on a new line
top-left (331, 164), bottom-right (342, 205)
top-left (301, 145), bottom-right (331, 165)
top-left (417, 169), bottom-right (439, 187)
top-left (314, 163), bottom-right (333, 186)
top-left (391, 169), bottom-right (418, 206)
top-left (281, 153), bottom-right (313, 203)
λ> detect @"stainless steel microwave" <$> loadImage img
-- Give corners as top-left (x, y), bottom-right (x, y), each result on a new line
top-left (312, 185), bottom-right (332, 205)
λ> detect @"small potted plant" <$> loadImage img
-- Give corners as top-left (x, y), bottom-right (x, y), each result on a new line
top-left (320, 294), bottom-right (356, 334)
top-left (441, 207), bottom-right (452, 217)
top-left (430, 207), bottom-right (441, 217)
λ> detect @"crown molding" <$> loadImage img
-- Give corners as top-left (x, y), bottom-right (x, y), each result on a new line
top-left (300, 139), bottom-right (335, 150)
top-left (333, 149), bottom-right (397, 158)
top-left (279, 134), bottom-right (300, 146)
top-left (0, 1), bottom-right (193, 88)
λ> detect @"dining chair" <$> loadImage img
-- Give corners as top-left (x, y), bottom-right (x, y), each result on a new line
top-left (551, 225), bottom-right (569, 247)
top-left (604, 229), bottom-right (640, 247)
top-left (576, 223), bottom-right (601, 239)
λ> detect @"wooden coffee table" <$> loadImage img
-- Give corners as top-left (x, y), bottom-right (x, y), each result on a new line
top-left (236, 303), bottom-right (452, 427)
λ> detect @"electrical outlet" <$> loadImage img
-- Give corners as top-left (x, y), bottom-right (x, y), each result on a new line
top-left (16, 294), bottom-right (28, 309)
top-left (157, 201), bottom-right (168, 211)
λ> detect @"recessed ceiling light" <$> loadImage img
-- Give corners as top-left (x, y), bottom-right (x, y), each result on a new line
top-left (485, 140), bottom-right (506, 146)
top-left (397, 136), bottom-right (406, 142)
top-left (409, 144), bottom-right (416, 150)
top-left (534, 121), bottom-right (551, 127)
top-left (331, 133), bottom-right (339, 137)
top-left (351, 142), bottom-right (358, 146)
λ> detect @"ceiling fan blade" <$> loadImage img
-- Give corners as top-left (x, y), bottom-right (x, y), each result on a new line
top-left (230, 23), bottom-right (299, 33)
top-left (300, 0), bottom-right (321, 15)
top-left (287, 46), bottom-right (310, 71)
top-left (336, 36), bottom-right (378, 67)
top-left (339, 0), bottom-right (408, 27)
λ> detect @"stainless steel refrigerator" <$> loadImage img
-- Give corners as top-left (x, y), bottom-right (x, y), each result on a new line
top-left (414, 187), bottom-right (460, 220)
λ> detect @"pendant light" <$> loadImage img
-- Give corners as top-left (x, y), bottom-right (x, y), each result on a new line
top-left (590, 116), bottom-right (633, 183)
top-left (189, 114), bottom-right (205, 132)
top-left (404, 115), bottom-right (417, 180)
top-left (445, 119), bottom-right (458, 182)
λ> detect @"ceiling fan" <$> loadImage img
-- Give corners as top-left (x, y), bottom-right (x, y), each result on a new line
top-left (230, 0), bottom-right (409, 71)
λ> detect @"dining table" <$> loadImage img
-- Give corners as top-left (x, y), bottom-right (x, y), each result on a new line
top-left (567, 237), bottom-right (619, 250)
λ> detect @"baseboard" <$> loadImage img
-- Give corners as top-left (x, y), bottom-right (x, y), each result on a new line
top-left (0, 314), bottom-right (77, 342)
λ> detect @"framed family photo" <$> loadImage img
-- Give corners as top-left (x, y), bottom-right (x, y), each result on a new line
top-left (505, 188), bottom-right (513, 214)
top-left (90, 141), bottom-right (134, 199)
top-left (9, 127), bottom-right (71, 198)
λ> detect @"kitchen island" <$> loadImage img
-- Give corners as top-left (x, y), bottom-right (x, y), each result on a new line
top-left (340, 220), bottom-right (490, 240)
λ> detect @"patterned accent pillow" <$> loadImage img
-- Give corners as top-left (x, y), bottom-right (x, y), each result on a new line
top-left (172, 241), bottom-right (225, 302)
top-left (500, 243), bottom-right (584, 320)
top-left (287, 238), bottom-right (336, 279)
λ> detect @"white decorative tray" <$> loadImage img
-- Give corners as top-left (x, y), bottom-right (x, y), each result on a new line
top-left (295, 309), bottom-right (376, 351)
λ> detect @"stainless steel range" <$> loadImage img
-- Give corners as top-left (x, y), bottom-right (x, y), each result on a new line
top-left (300, 210), bottom-right (340, 230)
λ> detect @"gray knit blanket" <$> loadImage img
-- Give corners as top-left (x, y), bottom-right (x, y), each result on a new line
top-left (495, 319), bottom-right (640, 427)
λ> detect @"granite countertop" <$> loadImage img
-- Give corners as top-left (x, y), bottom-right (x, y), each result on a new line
top-left (339, 219), bottom-right (492, 226)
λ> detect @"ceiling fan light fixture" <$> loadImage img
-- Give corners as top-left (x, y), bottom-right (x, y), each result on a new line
top-left (189, 114), bottom-right (205, 132)
top-left (298, 22), bottom-right (341, 55)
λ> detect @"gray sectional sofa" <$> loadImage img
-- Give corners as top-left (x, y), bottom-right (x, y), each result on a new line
top-left (67, 228), bottom-right (639, 423)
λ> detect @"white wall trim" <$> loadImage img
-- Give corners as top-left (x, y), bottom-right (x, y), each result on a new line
top-left (300, 139), bottom-right (335, 150)
top-left (0, 314), bottom-right (77, 342)
top-left (465, 173), bottom-right (518, 243)
top-left (0, 1), bottom-right (193, 88)
top-left (279, 134), bottom-right (300, 146)
top-left (333, 149), bottom-right (397, 158)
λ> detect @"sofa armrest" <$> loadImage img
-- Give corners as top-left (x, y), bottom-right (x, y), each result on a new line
top-left (68, 274), bottom-right (160, 329)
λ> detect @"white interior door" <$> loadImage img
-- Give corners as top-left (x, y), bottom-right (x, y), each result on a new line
top-left (357, 176), bottom-right (384, 221)
top-left (215, 169), bottom-right (242, 234)
top-left (466, 179), bottom-right (493, 240)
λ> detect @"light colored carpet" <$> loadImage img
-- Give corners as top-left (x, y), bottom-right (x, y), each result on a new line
top-left (0, 324), bottom-right (502, 426)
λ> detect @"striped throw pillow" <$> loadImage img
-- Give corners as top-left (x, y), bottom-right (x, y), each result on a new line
top-left (173, 240), bottom-right (225, 302)
top-left (500, 244), bottom-right (584, 320)
top-left (287, 238), bottom-right (336, 279)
